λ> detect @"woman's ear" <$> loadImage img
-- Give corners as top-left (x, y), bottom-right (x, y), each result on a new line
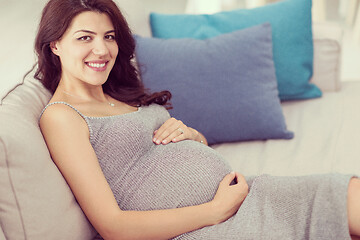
top-left (50, 41), bottom-right (59, 56)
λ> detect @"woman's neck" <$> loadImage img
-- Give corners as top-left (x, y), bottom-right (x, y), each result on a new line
top-left (56, 79), bottom-right (108, 103)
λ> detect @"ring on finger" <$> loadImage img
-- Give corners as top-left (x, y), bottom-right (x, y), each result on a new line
top-left (177, 127), bottom-right (184, 134)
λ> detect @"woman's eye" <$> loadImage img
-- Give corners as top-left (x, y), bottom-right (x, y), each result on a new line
top-left (77, 36), bottom-right (91, 41)
top-left (105, 35), bottom-right (115, 40)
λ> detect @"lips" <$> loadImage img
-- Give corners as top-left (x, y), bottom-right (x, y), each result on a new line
top-left (85, 61), bottom-right (109, 72)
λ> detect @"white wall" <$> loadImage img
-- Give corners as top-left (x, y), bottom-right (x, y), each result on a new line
top-left (0, 0), bottom-right (47, 98)
top-left (137, 0), bottom-right (188, 13)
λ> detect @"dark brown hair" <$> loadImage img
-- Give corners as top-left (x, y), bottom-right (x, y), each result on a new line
top-left (34, 0), bottom-right (171, 107)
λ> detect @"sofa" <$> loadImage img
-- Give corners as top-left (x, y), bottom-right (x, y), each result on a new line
top-left (1, 0), bottom-right (359, 239)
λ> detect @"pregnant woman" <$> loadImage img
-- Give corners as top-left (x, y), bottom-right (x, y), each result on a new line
top-left (37, 0), bottom-right (360, 239)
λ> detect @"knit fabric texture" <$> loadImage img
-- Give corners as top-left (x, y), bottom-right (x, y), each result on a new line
top-left (43, 102), bottom-right (353, 240)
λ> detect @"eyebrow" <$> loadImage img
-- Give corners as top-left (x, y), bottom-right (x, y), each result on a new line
top-left (73, 30), bottom-right (115, 35)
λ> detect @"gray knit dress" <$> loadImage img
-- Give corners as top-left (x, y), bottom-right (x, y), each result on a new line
top-left (44, 102), bottom-right (354, 240)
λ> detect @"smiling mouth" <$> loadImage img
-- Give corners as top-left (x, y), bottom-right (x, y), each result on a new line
top-left (85, 61), bottom-right (109, 71)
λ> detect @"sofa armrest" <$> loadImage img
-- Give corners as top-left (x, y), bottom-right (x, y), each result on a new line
top-left (311, 22), bottom-right (343, 92)
top-left (0, 224), bottom-right (5, 240)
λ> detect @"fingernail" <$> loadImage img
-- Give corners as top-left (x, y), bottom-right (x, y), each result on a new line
top-left (162, 139), bottom-right (167, 144)
top-left (156, 140), bottom-right (161, 145)
top-left (153, 138), bottom-right (157, 142)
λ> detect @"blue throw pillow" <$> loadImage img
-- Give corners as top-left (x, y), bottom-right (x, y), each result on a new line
top-left (150, 0), bottom-right (321, 101)
top-left (134, 23), bottom-right (293, 145)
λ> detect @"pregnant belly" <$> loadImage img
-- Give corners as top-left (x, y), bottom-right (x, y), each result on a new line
top-left (115, 140), bottom-right (232, 211)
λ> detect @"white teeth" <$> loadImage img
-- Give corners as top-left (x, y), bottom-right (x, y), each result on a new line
top-left (88, 62), bottom-right (106, 68)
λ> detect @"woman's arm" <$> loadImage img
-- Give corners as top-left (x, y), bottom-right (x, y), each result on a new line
top-left (40, 105), bottom-right (247, 240)
top-left (153, 117), bottom-right (208, 145)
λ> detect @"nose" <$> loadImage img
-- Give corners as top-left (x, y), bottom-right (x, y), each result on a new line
top-left (92, 39), bottom-right (109, 56)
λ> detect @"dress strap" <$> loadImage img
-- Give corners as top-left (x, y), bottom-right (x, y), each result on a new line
top-left (40, 101), bottom-right (88, 119)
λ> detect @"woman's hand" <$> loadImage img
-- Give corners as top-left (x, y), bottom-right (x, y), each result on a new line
top-left (153, 117), bottom-right (200, 145)
top-left (209, 172), bottom-right (249, 225)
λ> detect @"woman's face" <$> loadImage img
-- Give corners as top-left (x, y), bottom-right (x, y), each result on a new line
top-left (51, 11), bottom-right (118, 87)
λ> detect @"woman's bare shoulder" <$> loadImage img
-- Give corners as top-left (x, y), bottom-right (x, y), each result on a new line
top-left (40, 102), bottom-right (84, 125)
top-left (39, 102), bottom-right (89, 138)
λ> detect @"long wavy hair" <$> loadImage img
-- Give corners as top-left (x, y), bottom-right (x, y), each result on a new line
top-left (34, 0), bottom-right (171, 107)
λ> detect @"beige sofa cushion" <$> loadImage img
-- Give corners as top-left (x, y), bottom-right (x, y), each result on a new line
top-left (310, 22), bottom-right (343, 92)
top-left (0, 74), bottom-right (97, 239)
